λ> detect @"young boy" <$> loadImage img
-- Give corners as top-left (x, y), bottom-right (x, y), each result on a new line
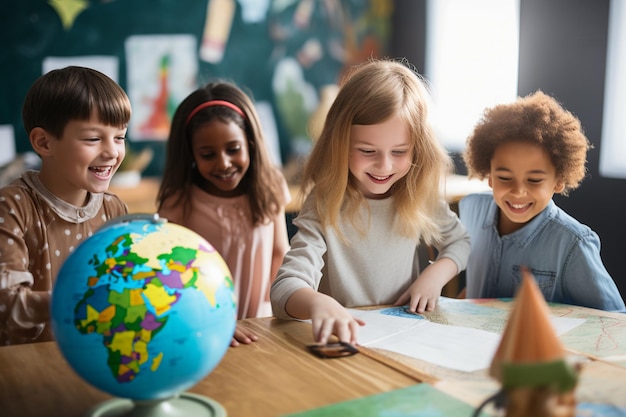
top-left (459, 90), bottom-right (625, 312)
top-left (0, 66), bottom-right (131, 345)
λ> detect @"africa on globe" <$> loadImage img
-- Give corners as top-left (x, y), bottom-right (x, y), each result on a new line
top-left (50, 214), bottom-right (237, 411)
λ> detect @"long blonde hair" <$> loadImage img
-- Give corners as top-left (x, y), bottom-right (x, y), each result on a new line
top-left (302, 59), bottom-right (452, 244)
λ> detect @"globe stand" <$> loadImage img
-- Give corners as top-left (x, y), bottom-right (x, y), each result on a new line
top-left (86, 392), bottom-right (227, 417)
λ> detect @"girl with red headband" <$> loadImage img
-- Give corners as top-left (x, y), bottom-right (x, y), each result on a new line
top-left (157, 81), bottom-right (290, 346)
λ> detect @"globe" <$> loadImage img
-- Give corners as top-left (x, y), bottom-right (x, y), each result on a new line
top-left (50, 214), bottom-right (237, 416)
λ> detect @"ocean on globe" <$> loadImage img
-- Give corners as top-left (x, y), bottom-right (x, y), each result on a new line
top-left (50, 215), bottom-right (237, 401)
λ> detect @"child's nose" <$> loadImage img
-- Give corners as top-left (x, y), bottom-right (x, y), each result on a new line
top-left (511, 181), bottom-right (526, 196)
top-left (217, 154), bottom-right (232, 169)
top-left (102, 140), bottom-right (121, 159)
top-left (375, 154), bottom-right (393, 171)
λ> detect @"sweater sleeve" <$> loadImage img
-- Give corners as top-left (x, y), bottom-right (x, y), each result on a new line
top-left (433, 199), bottom-right (471, 274)
top-left (0, 187), bottom-right (49, 345)
top-left (0, 266), bottom-right (49, 345)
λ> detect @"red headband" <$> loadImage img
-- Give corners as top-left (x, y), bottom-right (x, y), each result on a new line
top-left (185, 100), bottom-right (246, 125)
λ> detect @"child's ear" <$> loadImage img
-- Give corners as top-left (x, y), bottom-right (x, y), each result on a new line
top-left (29, 127), bottom-right (53, 157)
top-left (554, 180), bottom-right (565, 194)
top-left (487, 175), bottom-right (493, 188)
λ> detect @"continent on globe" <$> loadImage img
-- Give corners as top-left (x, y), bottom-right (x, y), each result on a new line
top-left (52, 217), bottom-right (237, 401)
top-left (72, 225), bottom-right (234, 384)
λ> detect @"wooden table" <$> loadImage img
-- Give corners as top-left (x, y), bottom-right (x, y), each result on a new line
top-left (2, 299), bottom-right (625, 417)
top-left (0, 318), bottom-right (420, 417)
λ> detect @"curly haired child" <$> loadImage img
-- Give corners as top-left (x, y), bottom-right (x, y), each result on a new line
top-left (459, 90), bottom-right (625, 312)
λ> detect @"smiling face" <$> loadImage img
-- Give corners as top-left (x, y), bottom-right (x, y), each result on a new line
top-left (489, 141), bottom-right (565, 235)
top-left (191, 119), bottom-right (250, 197)
top-left (348, 114), bottom-right (413, 199)
top-left (36, 112), bottom-right (127, 206)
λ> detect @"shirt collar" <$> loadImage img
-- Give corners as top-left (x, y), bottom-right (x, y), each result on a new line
top-left (484, 199), bottom-right (557, 247)
top-left (22, 170), bottom-right (103, 224)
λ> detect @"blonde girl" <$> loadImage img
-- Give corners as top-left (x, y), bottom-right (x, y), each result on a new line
top-left (270, 59), bottom-right (470, 345)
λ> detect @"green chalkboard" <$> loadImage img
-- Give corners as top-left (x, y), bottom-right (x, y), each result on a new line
top-left (0, 0), bottom-right (390, 177)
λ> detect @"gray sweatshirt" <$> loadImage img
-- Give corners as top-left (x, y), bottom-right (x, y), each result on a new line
top-left (270, 193), bottom-right (470, 319)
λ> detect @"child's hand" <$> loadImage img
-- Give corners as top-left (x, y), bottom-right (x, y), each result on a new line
top-left (395, 257), bottom-right (458, 313)
top-left (309, 293), bottom-right (365, 345)
top-left (230, 323), bottom-right (259, 347)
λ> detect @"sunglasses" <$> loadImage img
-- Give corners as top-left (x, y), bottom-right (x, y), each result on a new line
top-left (306, 341), bottom-right (359, 359)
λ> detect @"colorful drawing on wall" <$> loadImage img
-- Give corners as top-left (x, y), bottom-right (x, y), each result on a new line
top-left (48, 0), bottom-right (89, 30)
top-left (272, 58), bottom-right (318, 157)
top-left (5, 0), bottom-right (392, 173)
top-left (263, 0), bottom-right (392, 173)
top-left (125, 35), bottom-right (198, 141)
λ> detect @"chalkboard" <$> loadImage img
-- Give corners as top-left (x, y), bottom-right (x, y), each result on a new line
top-left (0, 0), bottom-right (390, 177)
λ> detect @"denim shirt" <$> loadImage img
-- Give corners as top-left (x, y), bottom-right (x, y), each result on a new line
top-left (459, 192), bottom-right (626, 313)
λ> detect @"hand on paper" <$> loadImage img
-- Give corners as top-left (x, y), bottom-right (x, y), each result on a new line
top-left (284, 288), bottom-right (365, 345)
top-left (309, 292), bottom-right (365, 345)
top-left (395, 257), bottom-right (458, 314)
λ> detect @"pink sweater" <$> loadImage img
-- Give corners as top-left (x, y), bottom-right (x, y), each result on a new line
top-left (159, 181), bottom-right (290, 319)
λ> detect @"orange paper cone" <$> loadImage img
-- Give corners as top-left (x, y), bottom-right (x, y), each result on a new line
top-left (490, 267), bottom-right (565, 382)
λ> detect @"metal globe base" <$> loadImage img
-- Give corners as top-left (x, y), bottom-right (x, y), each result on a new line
top-left (86, 392), bottom-right (227, 417)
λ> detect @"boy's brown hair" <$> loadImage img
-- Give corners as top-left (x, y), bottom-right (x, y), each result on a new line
top-left (22, 66), bottom-right (131, 139)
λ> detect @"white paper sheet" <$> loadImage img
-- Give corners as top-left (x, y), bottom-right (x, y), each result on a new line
top-left (348, 307), bottom-right (585, 373)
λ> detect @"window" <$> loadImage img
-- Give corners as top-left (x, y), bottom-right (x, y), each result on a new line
top-left (599, 0), bottom-right (626, 179)
top-left (425, 0), bottom-right (520, 152)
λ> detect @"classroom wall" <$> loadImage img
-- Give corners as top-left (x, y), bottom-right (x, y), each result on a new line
top-left (0, 0), bottom-right (391, 177)
top-left (392, 0), bottom-right (626, 301)
top-left (2, 1), bottom-right (624, 301)
top-left (518, 0), bottom-right (626, 302)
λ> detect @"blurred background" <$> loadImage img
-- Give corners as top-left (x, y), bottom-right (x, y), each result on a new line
top-left (1, 0), bottom-right (624, 300)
